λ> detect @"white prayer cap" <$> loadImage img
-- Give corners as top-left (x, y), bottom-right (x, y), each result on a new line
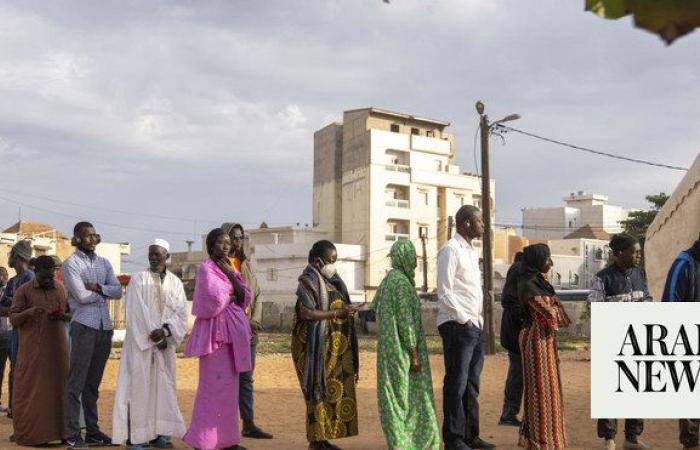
top-left (152, 238), bottom-right (170, 252)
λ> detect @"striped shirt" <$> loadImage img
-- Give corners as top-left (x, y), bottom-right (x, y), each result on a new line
top-left (63, 249), bottom-right (122, 330)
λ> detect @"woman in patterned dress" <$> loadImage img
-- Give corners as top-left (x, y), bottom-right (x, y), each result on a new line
top-left (518, 244), bottom-right (571, 450)
top-left (372, 239), bottom-right (440, 450)
top-left (292, 240), bottom-right (361, 450)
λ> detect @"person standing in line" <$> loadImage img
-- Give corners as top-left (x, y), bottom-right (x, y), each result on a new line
top-left (9, 255), bottom-right (70, 446)
top-left (662, 234), bottom-right (700, 450)
top-left (112, 239), bottom-right (188, 450)
top-left (373, 239), bottom-right (440, 450)
top-left (183, 228), bottom-right (250, 450)
top-left (498, 251), bottom-right (525, 427)
top-left (589, 233), bottom-right (652, 450)
top-left (437, 205), bottom-right (494, 450)
top-left (0, 266), bottom-right (10, 412)
top-left (291, 240), bottom-right (360, 450)
top-left (517, 244), bottom-right (570, 450)
top-left (221, 222), bottom-right (273, 440)
top-left (0, 240), bottom-right (34, 420)
top-left (63, 222), bottom-right (123, 449)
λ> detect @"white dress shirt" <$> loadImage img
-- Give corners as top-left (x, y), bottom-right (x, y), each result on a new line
top-left (436, 233), bottom-right (484, 328)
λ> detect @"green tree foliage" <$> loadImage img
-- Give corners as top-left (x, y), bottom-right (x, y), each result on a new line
top-left (620, 192), bottom-right (670, 248)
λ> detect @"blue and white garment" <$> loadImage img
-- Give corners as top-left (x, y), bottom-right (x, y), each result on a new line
top-left (587, 265), bottom-right (652, 303)
top-left (662, 250), bottom-right (700, 303)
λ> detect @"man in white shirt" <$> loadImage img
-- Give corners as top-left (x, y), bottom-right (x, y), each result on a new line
top-left (437, 205), bottom-right (494, 450)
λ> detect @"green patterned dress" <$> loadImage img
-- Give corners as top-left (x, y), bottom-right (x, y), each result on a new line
top-left (372, 240), bottom-right (440, 450)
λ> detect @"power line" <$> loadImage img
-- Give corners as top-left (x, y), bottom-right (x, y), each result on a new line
top-left (496, 124), bottom-right (689, 172)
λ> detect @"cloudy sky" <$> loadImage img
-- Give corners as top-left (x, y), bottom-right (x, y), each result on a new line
top-left (0, 0), bottom-right (697, 272)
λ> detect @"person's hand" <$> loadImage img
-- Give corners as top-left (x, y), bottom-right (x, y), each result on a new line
top-left (156, 339), bottom-right (168, 350)
top-left (333, 308), bottom-right (349, 320)
top-left (410, 348), bottom-right (421, 373)
top-left (150, 328), bottom-right (166, 343)
top-left (29, 306), bottom-right (44, 318)
top-left (84, 282), bottom-right (99, 292)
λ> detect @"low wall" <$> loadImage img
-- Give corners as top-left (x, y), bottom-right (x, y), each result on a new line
top-left (256, 300), bottom-right (591, 339)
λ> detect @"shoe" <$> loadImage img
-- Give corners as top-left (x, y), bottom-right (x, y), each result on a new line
top-left (223, 446), bottom-right (247, 450)
top-left (149, 436), bottom-right (173, 449)
top-left (241, 423), bottom-right (273, 439)
top-left (127, 444), bottom-right (153, 450)
top-left (326, 442), bottom-right (342, 450)
top-left (446, 441), bottom-right (473, 450)
top-left (467, 437), bottom-right (496, 449)
top-left (308, 443), bottom-right (328, 450)
top-left (623, 440), bottom-right (652, 450)
top-left (85, 431), bottom-right (114, 446)
top-left (66, 434), bottom-right (90, 449)
top-left (604, 439), bottom-right (616, 450)
top-left (498, 416), bottom-right (521, 427)
top-left (683, 446), bottom-right (700, 450)
top-left (9, 434), bottom-right (14, 442)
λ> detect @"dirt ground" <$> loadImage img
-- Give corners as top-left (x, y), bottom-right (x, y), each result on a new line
top-left (0, 350), bottom-right (682, 450)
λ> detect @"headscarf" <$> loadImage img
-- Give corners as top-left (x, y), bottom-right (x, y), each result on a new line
top-left (221, 222), bottom-right (237, 235)
top-left (12, 240), bottom-right (32, 261)
top-left (389, 239), bottom-right (417, 286)
top-left (517, 243), bottom-right (556, 303)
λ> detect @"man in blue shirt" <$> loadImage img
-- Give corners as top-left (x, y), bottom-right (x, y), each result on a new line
top-left (63, 222), bottom-right (122, 449)
top-left (0, 240), bottom-right (34, 420)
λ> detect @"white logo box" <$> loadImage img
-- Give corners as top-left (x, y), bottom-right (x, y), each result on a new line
top-left (591, 302), bottom-right (700, 418)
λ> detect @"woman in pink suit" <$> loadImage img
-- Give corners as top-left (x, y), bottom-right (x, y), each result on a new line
top-left (183, 228), bottom-right (252, 450)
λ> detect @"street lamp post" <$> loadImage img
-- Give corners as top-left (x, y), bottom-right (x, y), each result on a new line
top-left (476, 101), bottom-right (520, 355)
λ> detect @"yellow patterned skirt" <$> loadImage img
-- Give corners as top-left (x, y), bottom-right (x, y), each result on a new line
top-left (292, 290), bottom-right (359, 442)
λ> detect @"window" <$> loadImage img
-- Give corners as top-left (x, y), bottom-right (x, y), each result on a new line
top-left (426, 130), bottom-right (435, 137)
top-left (267, 268), bottom-right (278, 282)
top-left (411, 127), bottom-right (420, 135)
top-left (390, 123), bottom-right (400, 133)
top-left (436, 160), bottom-right (443, 172)
top-left (423, 191), bottom-right (429, 205)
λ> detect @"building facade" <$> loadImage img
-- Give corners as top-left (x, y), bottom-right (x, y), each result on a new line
top-left (313, 107), bottom-right (492, 296)
top-left (522, 191), bottom-right (629, 241)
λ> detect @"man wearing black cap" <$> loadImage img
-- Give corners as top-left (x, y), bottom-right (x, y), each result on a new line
top-left (588, 233), bottom-right (652, 450)
top-left (0, 240), bottom-right (34, 420)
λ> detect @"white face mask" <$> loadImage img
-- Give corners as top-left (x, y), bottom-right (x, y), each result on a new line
top-left (320, 262), bottom-right (337, 279)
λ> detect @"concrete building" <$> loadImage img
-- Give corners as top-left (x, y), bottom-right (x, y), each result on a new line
top-left (645, 153), bottom-right (700, 300)
top-left (546, 238), bottom-right (610, 289)
top-left (313, 107), bottom-right (492, 296)
top-left (522, 191), bottom-right (629, 241)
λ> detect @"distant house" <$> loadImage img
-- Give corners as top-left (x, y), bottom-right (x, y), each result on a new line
top-left (645, 153), bottom-right (700, 300)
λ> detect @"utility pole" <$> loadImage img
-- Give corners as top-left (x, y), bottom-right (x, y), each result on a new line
top-left (447, 216), bottom-right (454, 240)
top-left (420, 226), bottom-right (428, 293)
top-left (476, 101), bottom-right (521, 355)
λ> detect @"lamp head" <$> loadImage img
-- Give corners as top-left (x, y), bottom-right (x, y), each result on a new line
top-left (475, 101), bottom-right (485, 115)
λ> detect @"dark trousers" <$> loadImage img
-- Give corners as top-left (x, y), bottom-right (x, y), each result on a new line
top-left (679, 419), bottom-right (700, 447)
top-left (439, 321), bottom-right (485, 447)
top-left (0, 330), bottom-right (9, 405)
top-left (8, 328), bottom-right (18, 412)
top-left (500, 350), bottom-right (523, 420)
top-left (239, 339), bottom-right (257, 423)
top-left (597, 418), bottom-right (644, 441)
top-left (65, 322), bottom-right (113, 438)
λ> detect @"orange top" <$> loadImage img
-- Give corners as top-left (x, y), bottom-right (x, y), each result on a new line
top-left (229, 257), bottom-right (242, 273)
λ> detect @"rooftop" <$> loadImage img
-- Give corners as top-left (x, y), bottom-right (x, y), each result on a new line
top-left (2, 220), bottom-right (68, 239)
top-left (564, 225), bottom-right (611, 241)
top-left (345, 107), bottom-right (450, 127)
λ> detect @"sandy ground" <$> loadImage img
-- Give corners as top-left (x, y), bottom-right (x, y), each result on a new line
top-left (0, 350), bottom-right (683, 450)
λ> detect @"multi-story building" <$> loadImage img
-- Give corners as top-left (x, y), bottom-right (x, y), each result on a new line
top-left (313, 107), bottom-right (492, 296)
top-left (522, 191), bottom-right (630, 241)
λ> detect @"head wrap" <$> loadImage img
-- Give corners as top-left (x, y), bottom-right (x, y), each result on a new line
top-left (389, 239), bottom-right (417, 286)
top-left (518, 243), bottom-right (555, 302)
top-left (152, 238), bottom-right (170, 252)
top-left (609, 233), bottom-right (638, 255)
top-left (12, 240), bottom-right (32, 261)
top-left (221, 222), bottom-right (236, 235)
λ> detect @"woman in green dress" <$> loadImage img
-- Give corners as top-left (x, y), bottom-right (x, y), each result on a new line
top-left (372, 239), bottom-right (440, 450)
top-left (292, 240), bottom-right (360, 450)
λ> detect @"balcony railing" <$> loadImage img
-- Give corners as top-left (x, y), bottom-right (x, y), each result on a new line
top-left (385, 233), bottom-right (410, 242)
top-left (384, 164), bottom-right (411, 173)
top-left (385, 199), bottom-right (410, 208)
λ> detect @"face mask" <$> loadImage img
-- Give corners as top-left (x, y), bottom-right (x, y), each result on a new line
top-left (320, 263), bottom-right (337, 279)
